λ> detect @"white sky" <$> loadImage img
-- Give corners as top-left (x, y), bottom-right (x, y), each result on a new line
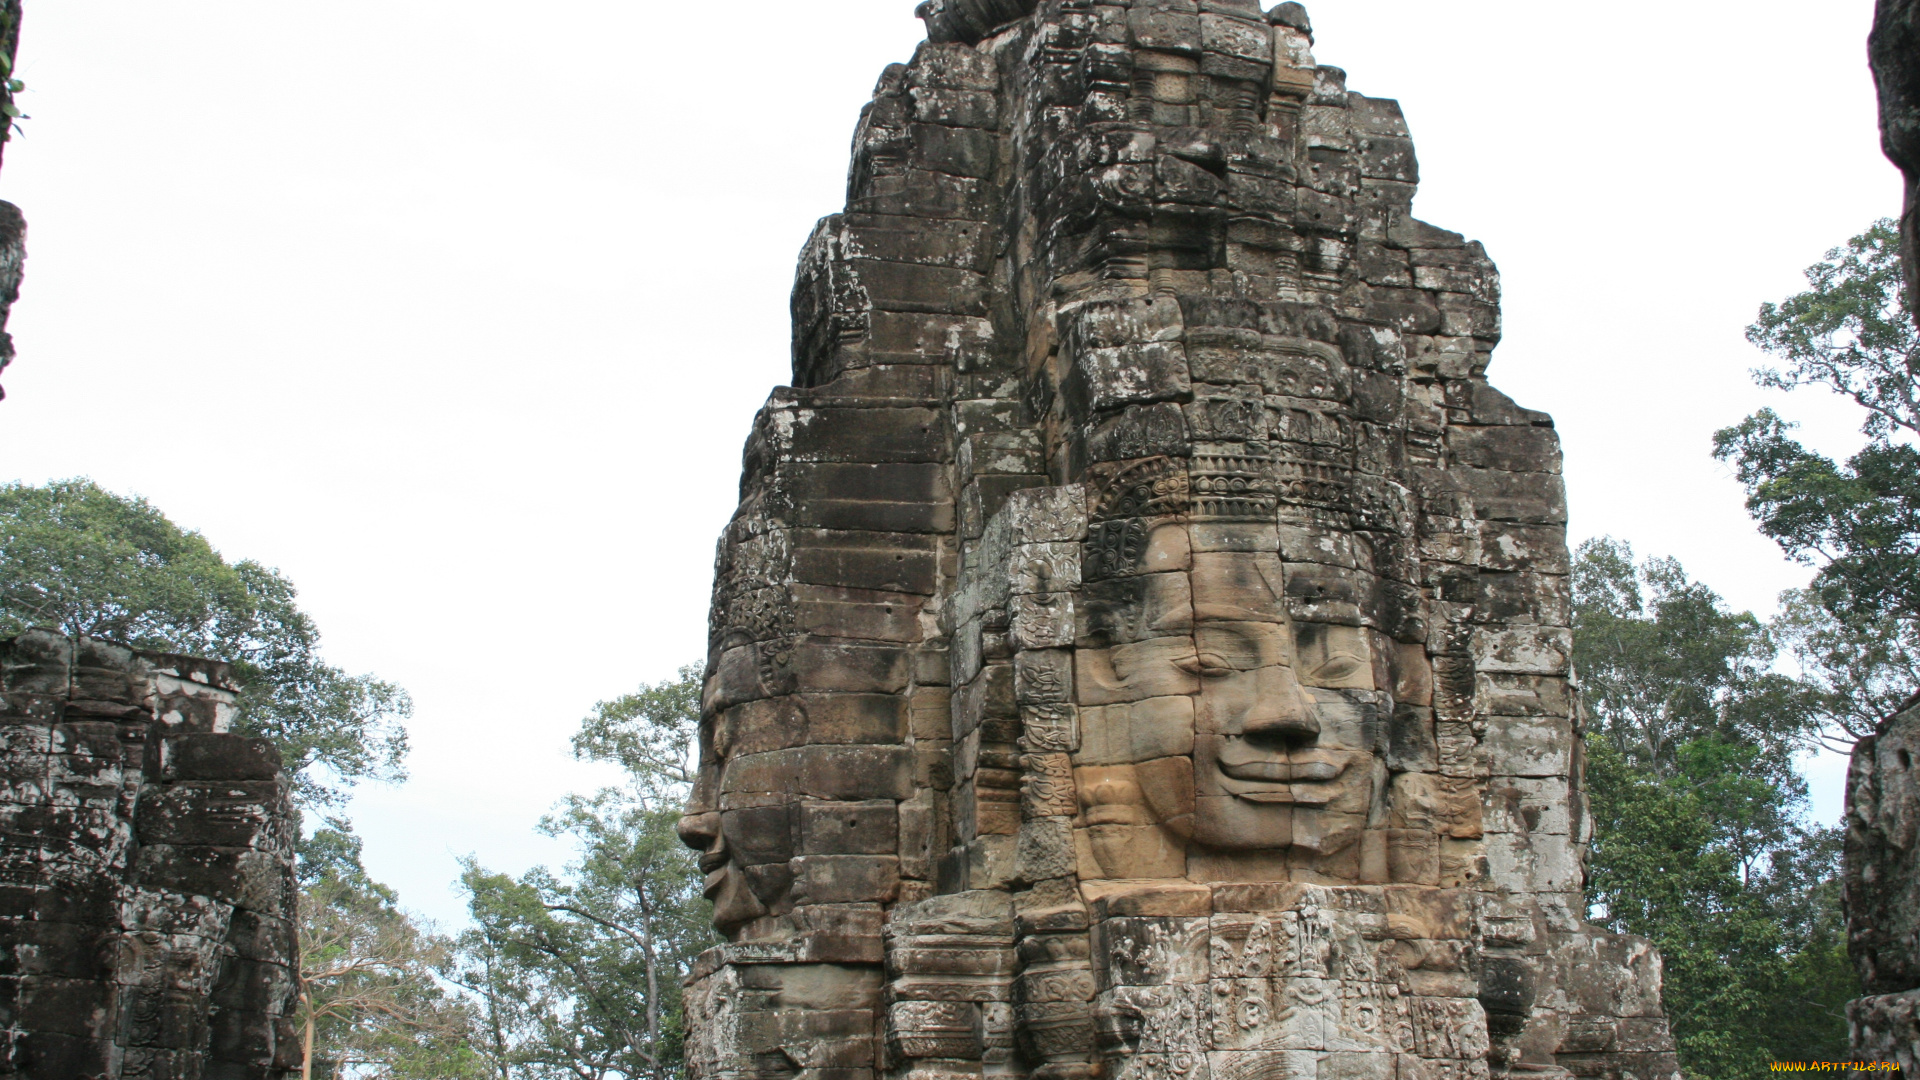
top-left (0, 0), bottom-right (1895, 928)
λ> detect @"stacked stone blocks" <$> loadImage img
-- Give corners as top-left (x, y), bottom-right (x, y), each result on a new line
top-left (1848, 704), bottom-right (1920, 1066)
top-left (0, 632), bottom-right (300, 1080)
top-left (683, 3), bottom-right (1679, 1079)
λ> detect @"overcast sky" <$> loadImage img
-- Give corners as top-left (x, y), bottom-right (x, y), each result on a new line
top-left (0, 0), bottom-right (1895, 927)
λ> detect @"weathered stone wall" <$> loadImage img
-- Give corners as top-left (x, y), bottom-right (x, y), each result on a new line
top-left (0, 0), bottom-right (23, 399)
top-left (682, 4), bottom-right (1679, 1079)
top-left (1874, 0), bottom-right (1919, 324)
top-left (0, 631), bottom-right (301, 1079)
top-left (1847, 702), bottom-right (1920, 1067)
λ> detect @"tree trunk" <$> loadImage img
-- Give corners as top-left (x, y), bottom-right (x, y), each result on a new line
top-left (302, 995), bottom-right (315, 1080)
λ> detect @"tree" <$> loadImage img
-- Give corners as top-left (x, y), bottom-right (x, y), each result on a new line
top-left (453, 667), bottom-right (714, 1080)
top-left (0, 478), bottom-right (410, 807)
top-left (297, 823), bottom-right (489, 1080)
top-left (1773, 588), bottom-right (1920, 752)
top-left (1575, 540), bottom-right (1854, 1078)
top-left (1713, 221), bottom-right (1920, 740)
top-left (1573, 538), bottom-right (1812, 781)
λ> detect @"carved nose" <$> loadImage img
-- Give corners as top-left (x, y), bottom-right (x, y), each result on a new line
top-left (677, 811), bottom-right (720, 852)
top-left (1242, 686), bottom-right (1320, 749)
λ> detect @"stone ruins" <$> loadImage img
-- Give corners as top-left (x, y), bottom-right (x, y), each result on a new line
top-left (0, 0), bottom-right (24, 401)
top-left (680, 3), bottom-right (1680, 1080)
top-left (1847, 701), bottom-right (1920, 1067)
top-left (0, 632), bottom-right (302, 1078)
top-left (1873, 0), bottom-right (1918, 323)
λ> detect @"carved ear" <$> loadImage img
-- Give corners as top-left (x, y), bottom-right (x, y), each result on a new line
top-left (1080, 770), bottom-right (1152, 826)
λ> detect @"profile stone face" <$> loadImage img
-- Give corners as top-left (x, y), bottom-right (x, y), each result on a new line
top-left (682, 2), bottom-right (1680, 1078)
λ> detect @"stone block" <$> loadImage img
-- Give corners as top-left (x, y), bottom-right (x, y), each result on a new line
top-left (1086, 882), bottom-right (1212, 920)
top-left (1021, 703), bottom-right (1080, 753)
top-left (911, 86), bottom-right (999, 128)
top-left (1012, 594), bottom-right (1076, 650)
top-left (1471, 626), bottom-right (1571, 676)
top-left (801, 801), bottom-right (899, 855)
top-left (1848, 704), bottom-right (1920, 993)
top-left (722, 746), bottom-right (916, 802)
top-left (158, 735), bottom-right (282, 783)
top-left (1474, 675), bottom-right (1571, 719)
top-left (1484, 777), bottom-right (1574, 837)
top-left (1065, 342), bottom-right (1193, 414)
top-left (1077, 696), bottom-right (1196, 766)
top-left (132, 846), bottom-right (290, 916)
top-left (1479, 715), bottom-right (1573, 778)
top-left (1015, 649), bottom-right (1074, 705)
top-left (791, 855), bottom-right (901, 904)
top-left (1017, 819), bottom-right (1078, 883)
top-left (1850, 989), bottom-right (1920, 1073)
top-left (788, 405), bottom-right (949, 463)
top-left (1454, 467), bottom-right (1568, 525)
top-left (967, 834), bottom-right (1019, 890)
top-left (1022, 753), bottom-right (1078, 818)
top-left (134, 782), bottom-right (289, 849)
top-left (890, 999), bottom-right (984, 1060)
top-left (1387, 704), bottom-right (1439, 773)
top-left (1474, 570), bottom-right (1572, 626)
top-left (1476, 523), bottom-right (1569, 574)
top-left (789, 643), bottom-right (915, 695)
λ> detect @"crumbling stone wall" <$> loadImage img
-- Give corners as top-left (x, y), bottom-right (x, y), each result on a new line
top-left (1875, 0), bottom-right (1919, 324)
top-left (681, 3), bottom-right (1679, 1079)
top-left (1847, 702), bottom-right (1920, 1067)
top-left (0, 631), bottom-right (301, 1079)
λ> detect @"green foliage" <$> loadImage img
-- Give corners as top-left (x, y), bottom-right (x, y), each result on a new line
top-left (0, 478), bottom-right (411, 807)
top-left (299, 826), bottom-right (489, 1080)
top-left (453, 667), bottom-right (714, 1080)
top-left (1714, 220), bottom-right (1920, 735)
top-left (1575, 541), bottom-right (1855, 1078)
top-left (1774, 588), bottom-right (1920, 751)
top-left (1715, 410), bottom-right (1920, 628)
top-left (1573, 538), bottom-right (1812, 778)
top-left (1746, 220), bottom-right (1916, 441)
top-left (571, 662), bottom-right (701, 791)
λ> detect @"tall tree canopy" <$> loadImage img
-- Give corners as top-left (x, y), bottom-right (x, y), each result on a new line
top-left (1714, 221), bottom-right (1920, 740)
top-left (298, 825), bottom-right (487, 1080)
top-left (0, 477), bottom-right (411, 807)
top-left (455, 666), bottom-right (712, 1080)
top-left (1575, 540), bottom-right (1853, 1078)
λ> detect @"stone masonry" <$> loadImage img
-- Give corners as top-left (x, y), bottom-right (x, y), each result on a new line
top-left (1873, 0), bottom-right (1920, 324)
top-left (680, 4), bottom-right (1680, 1080)
top-left (0, 0), bottom-right (24, 401)
top-left (1847, 701), bottom-right (1920, 1067)
top-left (0, 631), bottom-right (302, 1079)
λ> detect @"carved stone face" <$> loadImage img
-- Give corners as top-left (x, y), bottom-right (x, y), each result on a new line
top-left (676, 771), bottom-right (768, 936)
top-left (1077, 522), bottom-right (1382, 871)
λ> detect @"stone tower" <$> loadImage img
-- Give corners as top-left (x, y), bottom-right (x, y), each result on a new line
top-left (1847, 702), bottom-right (1920, 1066)
top-left (0, 633), bottom-right (302, 1078)
top-left (680, 3), bottom-right (1680, 1080)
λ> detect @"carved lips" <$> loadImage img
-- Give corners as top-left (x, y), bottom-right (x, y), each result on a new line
top-left (1212, 742), bottom-right (1349, 803)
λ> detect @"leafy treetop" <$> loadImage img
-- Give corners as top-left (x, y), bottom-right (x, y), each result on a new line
top-left (0, 478), bottom-right (410, 807)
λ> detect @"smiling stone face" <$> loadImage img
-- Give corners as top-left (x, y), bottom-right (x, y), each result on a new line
top-left (682, 3), bottom-right (1681, 1077)
top-left (1074, 518), bottom-right (1389, 880)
